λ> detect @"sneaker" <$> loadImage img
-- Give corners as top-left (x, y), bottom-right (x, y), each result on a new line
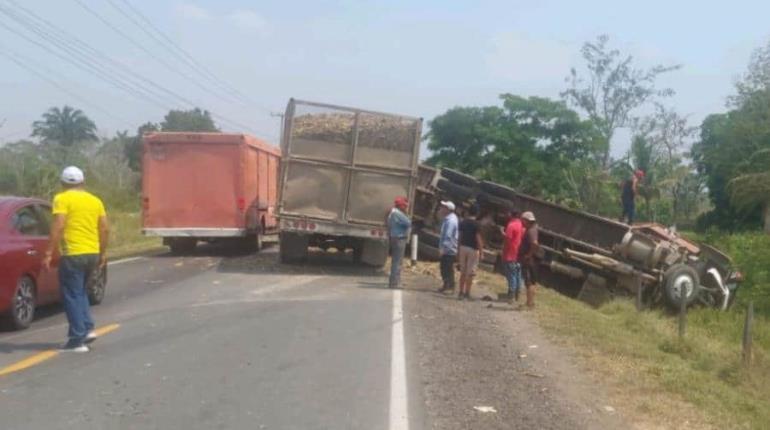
top-left (61, 340), bottom-right (90, 353)
top-left (85, 331), bottom-right (98, 344)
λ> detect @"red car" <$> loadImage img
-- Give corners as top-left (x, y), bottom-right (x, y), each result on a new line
top-left (0, 196), bottom-right (106, 330)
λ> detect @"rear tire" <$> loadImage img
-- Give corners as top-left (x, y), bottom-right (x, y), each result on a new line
top-left (5, 276), bottom-right (35, 330)
top-left (168, 238), bottom-right (197, 255)
top-left (441, 168), bottom-right (478, 188)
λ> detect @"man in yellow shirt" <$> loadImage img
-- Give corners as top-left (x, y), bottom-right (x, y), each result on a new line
top-left (43, 166), bottom-right (109, 353)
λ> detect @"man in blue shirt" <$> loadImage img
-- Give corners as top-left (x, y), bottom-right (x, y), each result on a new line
top-left (438, 200), bottom-right (458, 292)
top-left (387, 196), bottom-right (411, 289)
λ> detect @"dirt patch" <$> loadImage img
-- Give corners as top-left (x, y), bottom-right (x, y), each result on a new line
top-left (402, 266), bottom-right (627, 429)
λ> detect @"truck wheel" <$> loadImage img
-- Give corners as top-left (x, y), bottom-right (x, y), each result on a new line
top-left (436, 179), bottom-right (474, 202)
top-left (417, 243), bottom-right (441, 261)
top-left (418, 230), bottom-right (440, 248)
top-left (87, 266), bottom-right (107, 306)
top-left (479, 181), bottom-right (518, 201)
top-left (168, 238), bottom-right (197, 255)
top-left (441, 168), bottom-right (478, 188)
top-left (280, 232), bottom-right (309, 263)
top-left (663, 264), bottom-right (701, 309)
top-left (360, 239), bottom-right (388, 268)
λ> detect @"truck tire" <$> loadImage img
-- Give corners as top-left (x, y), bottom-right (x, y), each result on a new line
top-left (418, 243), bottom-right (441, 261)
top-left (360, 239), bottom-right (388, 268)
top-left (418, 230), bottom-right (440, 248)
top-left (436, 179), bottom-right (474, 202)
top-left (663, 264), bottom-right (701, 309)
top-left (477, 191), bottom-right (513, 211)
top-left (441, 168), bottom-right (478, 188)
top-left (479, 181), bottom-right (517, 201)
top-left (280, 232), bottom-right (309, 263)
top-left (168, 238), bottom-right (197, 255)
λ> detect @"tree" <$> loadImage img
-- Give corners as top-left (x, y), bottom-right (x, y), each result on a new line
top-left (31, 106), bottom-right (97, 147)
top-left (731, 40), bottom-right (770, 107)
top-left (562, 35), bottom-right (681, 168)
top-left (426, 94), bottom-right (602, 204)
top-left (728, 148), bottom-right (770, 233)
top-left (124, 122), bottom-right (159, 171)
top-left (160, 108), bottom-right (218, 132)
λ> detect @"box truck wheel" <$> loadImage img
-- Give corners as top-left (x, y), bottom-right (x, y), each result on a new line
top-left (360, 239), bottom-right (388, 268)
top-left (280, 232), bottom-right (309, 263)
top-left (168, 238), bottom-right (197, 254)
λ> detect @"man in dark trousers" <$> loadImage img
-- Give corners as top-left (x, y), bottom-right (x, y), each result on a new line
top-left (519, 211), bottom-right (540, 309)
top-left (457, 205), bottom-right (484, 300)
top-left (437, 201), bottom-right (458, 293)
top-left (620, 169), bottom-right (645, 224)
top-left (501, 210), bottom-right (523, 304)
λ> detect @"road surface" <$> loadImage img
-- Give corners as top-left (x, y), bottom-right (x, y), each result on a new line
top-left (0, 247), bottom-right (624, 429)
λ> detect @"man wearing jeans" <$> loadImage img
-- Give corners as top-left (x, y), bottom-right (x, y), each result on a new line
top-left (437, 201), bottom-right (458, 293)
top-left (387, 197), bottom-right (411, 289)
top-left (43, 166), bottom-right (109, 353)
top-left (501, 210), bottom-right (523, 304)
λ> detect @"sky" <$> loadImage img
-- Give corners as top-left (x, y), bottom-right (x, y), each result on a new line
top-left (1, 0), bottom-right (768, 159)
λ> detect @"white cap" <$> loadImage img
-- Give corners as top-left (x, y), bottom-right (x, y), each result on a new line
top-left (61, 166), bottom-right (85, 185)
top-left (440, 201), bottom-right (456, 211)
top-left (522, 211), bottom-right (536, 222)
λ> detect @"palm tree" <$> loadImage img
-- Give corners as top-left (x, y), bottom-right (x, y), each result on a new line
top-left (728, 148), bottom-right (770, 233)
top-left (31, 106), bottom-right (97, 147)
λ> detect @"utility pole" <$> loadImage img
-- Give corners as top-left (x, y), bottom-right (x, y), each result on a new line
top-left (270, 112), bottom-right (284, 144)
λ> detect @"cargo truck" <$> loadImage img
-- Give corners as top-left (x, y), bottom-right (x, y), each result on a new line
top-left (277, 99), bottom-right (423, 266)
top-left (142, 132), bottom-right (280, 253)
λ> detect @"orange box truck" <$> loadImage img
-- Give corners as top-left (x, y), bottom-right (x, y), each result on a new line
top-left (142, 132), bottom-right (280, 253)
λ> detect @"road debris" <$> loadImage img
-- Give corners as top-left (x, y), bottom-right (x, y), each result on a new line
top-left (603, 405), bottom-right (616, 413)
top-left (525, 372), bottom-right (545, 378)
top-left (529, 344), bottom-right (538, 349)
top-left (473, 406), bottom-right (497, 413)
top-left (518, 354), bottom-right (528, 359)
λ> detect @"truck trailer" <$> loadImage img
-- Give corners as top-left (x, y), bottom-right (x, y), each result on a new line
top-left (142, 132), bottom-right (280, 253)
top-left (276, 99), bottom-right (423, 266)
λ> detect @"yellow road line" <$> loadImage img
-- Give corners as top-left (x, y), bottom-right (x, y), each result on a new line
top-left (0, 323), bottom-right (121, 378)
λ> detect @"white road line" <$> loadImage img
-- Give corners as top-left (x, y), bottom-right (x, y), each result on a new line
top-left (108, 256), bottom-right (146, 266)
top-left (390, 289), bottom-right (409, 430)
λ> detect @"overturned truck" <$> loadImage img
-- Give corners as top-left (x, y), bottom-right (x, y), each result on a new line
top-left (413, 166), bottom-right (743, 311)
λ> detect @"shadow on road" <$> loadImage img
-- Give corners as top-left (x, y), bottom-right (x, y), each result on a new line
top-left (0, 341), bottom-right (61, 353)
top-left (217, 246), bottom-right (388, 278)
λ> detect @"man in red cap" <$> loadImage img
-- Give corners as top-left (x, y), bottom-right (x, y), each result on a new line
top-left (620, 169), bottom-right (645, 224)
top-left (387, 197), bottom-right (411, 288)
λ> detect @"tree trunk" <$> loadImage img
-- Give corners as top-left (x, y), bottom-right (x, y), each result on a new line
top-left (763, 202), bottom-right (770, 234)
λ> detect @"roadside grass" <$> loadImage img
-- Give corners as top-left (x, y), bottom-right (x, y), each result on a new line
top-left (474, 261), bottom-right (770, 429)
top-left (108, 212), bottom-right (163, 259)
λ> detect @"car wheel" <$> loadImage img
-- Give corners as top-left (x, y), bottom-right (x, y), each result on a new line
top-left (87, 267), bottom-right (107, 306)
top-left (664, 264), bottom-right (700, 310)
top-left (7, 276), bottom-right (36, 330)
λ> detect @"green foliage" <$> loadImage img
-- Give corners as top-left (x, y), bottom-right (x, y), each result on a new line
top-left (31, 105), bottom-right (97, 148)
top-left (562, 35), bottom-right (681, 167)
top-left (426, 94), bottom-right (605, 209)
top-left (160, 108), bottom-right (218, 132)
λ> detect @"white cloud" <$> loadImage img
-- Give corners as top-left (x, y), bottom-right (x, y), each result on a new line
top-left (176, 3), bottom-right (211, 21)
top-left (228, 10), bottom-right (267, 34)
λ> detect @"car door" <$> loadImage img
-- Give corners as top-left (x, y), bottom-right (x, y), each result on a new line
top-left (10, 204), bottom-right (58, 304)
top-left (33, 203), bottom-right (60, 304)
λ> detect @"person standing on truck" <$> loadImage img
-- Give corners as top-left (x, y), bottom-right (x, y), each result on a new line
top-left (387, 197), bottom-right (411, 289)
top-left (620, 169), bottom-right (645, 224)
top-left (42, 166), bottom-right (109, 353)
top-left (519, 211), bottom-right (540, 309)
top-left (501, 209), bottom-right (524, 304)
top-left (457, 205), bottom-right (484, 300)
top-left (438, 201), bottom-right (459, 293)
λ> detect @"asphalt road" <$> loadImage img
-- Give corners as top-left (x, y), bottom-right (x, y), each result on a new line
top-left (0, 246), bottom-right (624, 430)
top-left (0, 247), bottom-right (424, 430)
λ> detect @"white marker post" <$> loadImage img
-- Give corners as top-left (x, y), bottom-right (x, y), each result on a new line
top-left (410, 234), bottom-right (418, 266)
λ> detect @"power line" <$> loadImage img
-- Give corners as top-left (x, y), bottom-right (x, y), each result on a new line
top-left (0, 1), bottom-right (273, 137)
top-left (72, 0), bottom-right (244, 107)
top-left (0, 43), bottom-right (128, 124)
top-left (110, 0), bottom-right (271, 113)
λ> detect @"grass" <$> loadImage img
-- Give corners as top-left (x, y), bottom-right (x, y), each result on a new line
top-left (107, 212), bottom-right (163, 259)
top-left (470, 239), bottom-right (770, 429)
